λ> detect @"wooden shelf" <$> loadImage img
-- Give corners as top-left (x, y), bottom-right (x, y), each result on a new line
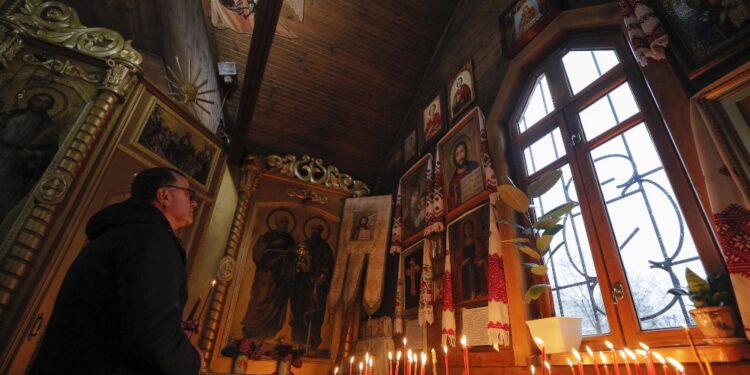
top-left (543, 343), bottom-right (750, 366)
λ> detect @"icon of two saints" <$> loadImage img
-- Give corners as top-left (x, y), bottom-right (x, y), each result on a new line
top-left (240, 214), bottom-right (334, 356)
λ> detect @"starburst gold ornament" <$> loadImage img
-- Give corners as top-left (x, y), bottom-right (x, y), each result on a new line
top-left (165, 56), bottom-right (217, 115)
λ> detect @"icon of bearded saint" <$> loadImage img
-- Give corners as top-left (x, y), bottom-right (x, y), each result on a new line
top-left (210, 0), bottom-right (304, 39)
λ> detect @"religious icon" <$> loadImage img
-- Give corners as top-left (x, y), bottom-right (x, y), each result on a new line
top-left (448, 204), bottom-right (490, 303)
top-left (500, 0), bottom-right (559, 58)
top-left (404, 129), bottom-right (417, 163)
top-left (421, 91), bottom-right (445, 146)
top-left (303, 215), bottom-right (331, 241)
top-left (437, 111), bottom-right (485, 214)
top-left (399, 154), bottom-right (431, 245)
top-left (402, 241), bottom-right (424, 311)
top-left (448, 62), bottom-right (476, 121)
top-left (349, 210), bottom-right (377, 241)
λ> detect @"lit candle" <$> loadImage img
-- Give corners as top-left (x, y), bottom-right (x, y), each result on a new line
top-left (605, 341), bottom-right (620, 375)
top-left (431, 348), bottom-right (437, 375)
top-left (531, 364), bottom-right (536, 375)
top-left (600, 351), bottom-right (611, 375)
top-left (666, 357), bottom-right (684, 375)
top-left (192, 279), bottom-right (217, 337)
top-left (545, 360), bottom-right (552, 375)
top-left (639, 343), bottom-right (656, 375)
top-left (567, 358), bottom-right (577, 375)
top-left (461, 335), bottom-right (469, 374)
top-left (443, 346), bottom-right (449, 375)
top-left (396, 351), bottom-right (402, 375)
top-left (625, 349), bottom-right (641, 375)
top-left (359, 362), bottom-right (364, 375)
top-left (403, 337), bottom-right (408, 375)
top-left (652, 352), bottom-right (668, 375)
top-left (534, 337), bottom-right (546, 375)
top-left (369, 357), bottom-right (374, 375)
top-left (413, 352), bottom-right (418, 375)
top-left (587, 346), bottom-right (601, 375)
top-left (421, 352), bottom-right (427, 375)
top-left (704, 356), bottom-right (715, 375)
top-left (682, 325), bottom-right (707, 375)
top-left (572, 348), bottom-right (584, 375)
top-left (350, 356), bottom-right (355, 375)
top-left (619, 350), bottom-right (632, 375)
top-left (365, 353), bottom-right (370, 375)
top-left (407, 350), bottom-right (413, 375)
top-left (335, 366), bottom-right (340, 375)
top-left (389, 352), bottom-right (393, 375)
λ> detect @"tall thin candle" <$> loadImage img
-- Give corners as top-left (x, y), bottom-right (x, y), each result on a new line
top-left (639, 343), bottom-right (656, 375)
top-left (461, 335), bottom-right (469, 374)
top-left (619, 350), bottom-right (632, 375)
top-left (534, 337), bottom-right (546, 375)
top-left (567, 358), bottom-right (577, 375)
top-left (389, 352), bottom-right (394, 375)
top-left (531, 365), bottom-right (536, 375)
top-left (365, 353), bottom-right (370, 375)
top-left (652, 352), bottom-right (668, 375)
top-left (335, 366), bottom-right (339, 375)
top-left (572, 348), bottom-right (584, 375)
top-left (431, 348), bottom-right (437, 375)
top-left (413, 352), bottom-right (418, 375)
top-left (600, 352), bottom-right (611, 375)
top-left (349, 356), bottom-right (354, 375)
top-left (625, 349), bottom-right (641, 375)
top-left (587, 346), bottom-right (601, 375)
top-left (443, 346), bottom-right (449, 375)
top-left (407, 350), bottom-right (413, 375)
top-left (359, 362), bottom-right (364, 375)
top-left (666, 357), bottom-right (684, 375)
top-left (682, 325), bottom-right (707, 375)
top-left (369, 357), bottom-right (374, 375)
top-left (545, 360), bottom-right (552, 375)
top-left (421, 352), bottom-right (427, 375)
top-left (396, 351), bottom-right (402, 375)
top-left (403, 337), bottom-right (408, 375)
top-left (605, 341), bottom-right (620, 375)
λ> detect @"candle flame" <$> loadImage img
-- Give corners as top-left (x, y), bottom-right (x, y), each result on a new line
top-left (531, 365), bottom-right (536, 375)
top-left (572, 348), bottom-right (582, 361)
top-left (388, 352), bottom-right (393, 360)
top-left (443, 345), bottom-right (448, 354)
top-left (369, 358), bottom-right (373, 367)
top-left (335, 366), bottom-right (339, 375)
top-left (350, 356), bottom-right (354, 364)
top-left (545, 360), bottom-right (551, 370)
top-left (365, 352), bottom-right (369, 362)
top-left (635, 349), bottom-right (647, 357)
top-left (666, 357), bottom-right (684, 372)
top-left (403, 337), bottom-right (408, 345)
top-left (586, 346), bottom-right (594, 357)
top-left (624, 348), bottom-right (636, 360)
top-left (211, 279), bottom-right (216, 287)
top-left (359, 362), bottom-right (363, 370)
top-left (639, 342), bottom-right (650, 351)
top-left (605, 340), bottom-right (614, 350)
top-left (397, 351), bottom-right (402, 360)
top-left (619, 350), bottom-right (627, 360)
top-left (533, 337), bottom-right (545, 348)
top-left (408, 349), bottom-right (413, 359)
top-left (567, 358), bottom-right (574, 367)
top-left (421, 352), bottom-right (427, 365)
top-left (460, 335), bottom-right (467, 347)
top-left (599, 351), bottom-right (608, 364)
top-left (652, 352), bottom-right (666, 365)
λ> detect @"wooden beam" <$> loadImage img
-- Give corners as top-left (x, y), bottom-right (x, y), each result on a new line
top-left (228, 0), bottom-right (284, 164)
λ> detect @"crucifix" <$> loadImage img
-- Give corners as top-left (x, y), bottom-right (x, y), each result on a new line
top-left (406, 257), bottom-right (421, 296)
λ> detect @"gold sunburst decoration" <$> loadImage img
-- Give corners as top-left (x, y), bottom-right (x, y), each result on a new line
top-left (165, 56), bottom-right (217, 115)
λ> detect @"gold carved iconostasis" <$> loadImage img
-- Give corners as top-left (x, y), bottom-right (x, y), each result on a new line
top-left (0, 1), bottom-right (227, 373)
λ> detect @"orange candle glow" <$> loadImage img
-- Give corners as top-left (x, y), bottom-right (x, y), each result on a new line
top-left (534, 337), bottom-right (546, 375)
top-left (587, 346), bottom-right (601, 375)
top-left (666, 357), bottom-right (684, 375)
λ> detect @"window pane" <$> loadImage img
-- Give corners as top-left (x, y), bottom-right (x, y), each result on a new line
top-left (562, 49), bottom-right (619, 95)
top-left (532, 165), bottom-right (610, 336)
top-left (579, 82), bottom-right (639, 141)
top-left (590, 123), bottom-right (706, 330)
top-left (523, 127), bottom-right (566, 176)
top-left (518, 74), bottom-right (555, 133)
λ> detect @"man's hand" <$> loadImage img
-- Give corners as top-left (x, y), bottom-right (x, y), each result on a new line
top-left (182, 319), bottom-right (201, 334)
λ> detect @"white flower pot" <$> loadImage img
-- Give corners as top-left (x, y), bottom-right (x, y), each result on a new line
top-left (526, 317), bottom-right (583, 354)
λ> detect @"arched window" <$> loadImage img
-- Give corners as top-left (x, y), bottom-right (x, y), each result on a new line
top-left (509, 34), bottom-right (723, 346)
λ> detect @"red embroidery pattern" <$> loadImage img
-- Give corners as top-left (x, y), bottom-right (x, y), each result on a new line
top-left (487, 322), bottom-right (511, 331)
top-left (714, 204), bottom-right (750, 278)
top-left (391, 187), bottom-right (403, 250)
top-left (441, 328), bottom-right (456, 335)
top-left (487, 255), bottom-right (508, 303)
top-left (442, 271), bottom-right (455, 312)
top-left (480, 127), bottom-right (498, 190)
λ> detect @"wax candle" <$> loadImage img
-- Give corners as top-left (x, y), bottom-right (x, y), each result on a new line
top-left (587, 346), bottom-right (601, 375)
top-left (350, 356), bottom-right (355, 375)
top-left (666, 357), bottom-right (684, 375)
top-left (682, 325), bottom-right (707, 375)
top-left (369, 357), bottom-right (374, 375)
top-left (572, 348), bottom-right (584, 375)
top-left (625, 349), bottom-right (641, 375)
top-left (600, 351), bottom-right (611, 375)
top-left (704, 357), bottom-right (714, 375)
top-left (359, 362), bottom-right (364, 375)
top-left (389, 352), bottom-right (393, 375)
top-left (397, 351), bottom-right (402, 375)
top-left (413, 352), bottom-right (418, 375)
top-left (534, 337), bottom-right (546, 375)
top-left (421, 352), bottom-right (427, 375)
top-left (365, 353), bottom-right (370, 375)
top-left (652, 352), bottom-right (668, 375)
top-left (619, 350), bottom-right (632, 375)
top-left (431, 348), bottom-right (437, 375)
top-left (335, 366), bottom-right (340, 375)
top-left (443, 346), bottom-right (449, 375)
top-left (545, 360), bottom-right (552, 375)
top-left (403, 337), bottom-right (408, 375)
top-left (639, 343), bottom-right (655, 375)
top-left (567, 358), bottom-right (576, 375)
top-left (461, 335), bottom-right (469, 374)
top-left (531, 365), bottom-right (536, 375)
top-left (605, 341), bottom-right (620, 375)
top-left (407, 349), bottom-right (413, 375)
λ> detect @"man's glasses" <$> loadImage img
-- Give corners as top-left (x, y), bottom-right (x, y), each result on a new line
top-left (160, 185), bottom-right (197, 201)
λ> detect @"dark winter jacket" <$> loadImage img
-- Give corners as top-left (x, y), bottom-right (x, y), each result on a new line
top-left (29, 198), bottom-right (200, 374)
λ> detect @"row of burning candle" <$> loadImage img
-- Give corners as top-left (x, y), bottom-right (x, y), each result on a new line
top-left (333, 335), bottom-right (472, 375)
top-left (534, 337), bottom-right (713, 375)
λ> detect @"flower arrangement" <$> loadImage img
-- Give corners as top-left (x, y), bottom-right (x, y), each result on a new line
top-left (220, 337), bottom-right (263, 360)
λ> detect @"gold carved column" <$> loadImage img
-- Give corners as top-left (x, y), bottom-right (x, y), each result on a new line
top-left (199, 155), bottom-right (264, 366)
top-left (0, 0), bottom-right (141, 325)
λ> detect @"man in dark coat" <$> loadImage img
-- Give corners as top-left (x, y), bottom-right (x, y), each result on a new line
top-left (29, 167), bottom-right (201, 374)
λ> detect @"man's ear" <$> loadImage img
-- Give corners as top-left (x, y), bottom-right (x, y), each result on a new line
top-left (156, 187), bottom-right (170, 205)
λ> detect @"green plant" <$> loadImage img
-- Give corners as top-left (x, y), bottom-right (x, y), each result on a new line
top-left (667, 268), bottom-right (734, 308)
top-left (493, 169), bottom-right (578, 303)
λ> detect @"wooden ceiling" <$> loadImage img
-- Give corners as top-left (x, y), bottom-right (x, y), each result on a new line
top-left (56, 0), bottom-right (460, 184)
top-left (216, 1), bottom-right (459, 184)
